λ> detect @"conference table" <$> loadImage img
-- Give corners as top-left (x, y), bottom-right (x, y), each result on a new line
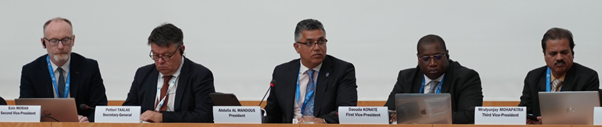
top-left (1, 122), bottom-right (602, 127)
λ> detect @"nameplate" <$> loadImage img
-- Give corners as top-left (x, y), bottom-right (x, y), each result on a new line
top-left (94, 106), bottom-right (141, 123)
top-left (474, 106), bottom-right (525, 125)
top-left (213, 106), bottom-right (261, 124)
top-left (0, 105), bottom-right (41, 122)
top-left (338, 106), bottom-right (388, 124)
top-left (594, 107), bottom-right (602, 125)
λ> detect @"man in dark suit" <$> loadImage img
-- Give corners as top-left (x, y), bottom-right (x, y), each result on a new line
top-left (384, 34), bottom-right (483, 124)
top-left (20, 17), bottom-right (108, 122)
top-left (122, 23), bottom-right (215, 123)
top-left (264, 19), bottom-right (358, 124)
top-left (519, 27), bottom-right (599, 124)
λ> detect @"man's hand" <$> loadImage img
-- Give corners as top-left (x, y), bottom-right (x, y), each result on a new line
top-left (526, 116), bottom-right (542, 124)
top-left (296, 116), bottom-right (326, 124)
top-left (140, 110), bottom-right (163, 123)
top-left (77, 115), bottom-right (89, 123)
top-left (390, 111), bottom-right (397, 123)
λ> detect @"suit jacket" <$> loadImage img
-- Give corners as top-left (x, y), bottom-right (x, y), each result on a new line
top-left (265, 55), bottom-right (357, 123)
top-left (122, 57), bottom-right (215, 122)
top-left (384, 60), bottom-right (483, 124)
top-left (518, 63), bottom-right (599, 116)
top-left (0, 96), bottom-right (6, 105)
top-left (20, 53), bottom-right (108, 122)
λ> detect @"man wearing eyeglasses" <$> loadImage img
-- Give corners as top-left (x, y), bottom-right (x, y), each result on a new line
top-left (20, 17), bottom-right (108, 122)
top-left (519, 28), bottom-right (599, 124)
top-left (122, 23), bottom-right (215, 123)
top-left (264, 19), bottom-right (358, 124)
top-left (384, 34), bottom-right (483, 124)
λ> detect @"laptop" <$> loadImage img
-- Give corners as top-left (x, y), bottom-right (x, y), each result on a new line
top-left (14, 98), bottom-right (79, 122)
top-left (210, 93), bottom-right (242, 106)
top-left (395, 93), bottom-right (452, 124)
top-left (538, 91), bottom-right (600, 125)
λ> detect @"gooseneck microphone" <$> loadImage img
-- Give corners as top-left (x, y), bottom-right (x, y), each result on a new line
top-left (258, 80), bottom-right (276, 107)
top-left (80, 104), bottom-right (95, 110)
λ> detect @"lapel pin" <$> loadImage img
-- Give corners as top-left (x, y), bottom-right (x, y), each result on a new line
top-left (326, 72), bottom-right (329, 77)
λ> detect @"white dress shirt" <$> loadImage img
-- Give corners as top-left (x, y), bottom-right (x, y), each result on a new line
top-left (293, 61), bottom-right (322, 119)
top-left (423, 74), bottom-right (445, 94)
top-left (49, 57), bottom-right (71, 98)
top-left (155, 57), bottom-right (184, 111)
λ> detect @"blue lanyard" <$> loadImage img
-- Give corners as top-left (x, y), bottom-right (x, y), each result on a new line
top-left (46, 56), bottom-right (70, 98)
top-left (546, 67), bottom-right (552, 92)
top-left (419, 75), bottom-right (445, 94)
top-left (295, 68), bottom-right (318, 115)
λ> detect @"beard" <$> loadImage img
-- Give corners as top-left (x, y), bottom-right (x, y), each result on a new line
top-left (52, 53), bottom-right (70, 63)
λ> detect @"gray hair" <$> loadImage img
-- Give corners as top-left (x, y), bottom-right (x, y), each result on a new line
top-left (294, 19), bottom-right (326, 42)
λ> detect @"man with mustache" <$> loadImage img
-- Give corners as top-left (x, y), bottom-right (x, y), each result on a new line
top-left (519, 27), bottom-right (599, 124)
top-left (265, 19), bottom-right (358, 124)
top-left (20, 17), bottom-right (108, 122)
top-left (122, 23), bottom-right (215, 123)
top-left (384, 34), bottom-right (483, 124)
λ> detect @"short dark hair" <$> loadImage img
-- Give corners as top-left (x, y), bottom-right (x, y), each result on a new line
top-left (417, 34), bottom-right (449, 58)
top-left (294, 19), bottom-right (326, 42)
top-left (541, 27), bottom-right (575, 55)
top-left (43, 17), bottom-right (72, 33)
top-left (148, 23), bottom-right (184, 48)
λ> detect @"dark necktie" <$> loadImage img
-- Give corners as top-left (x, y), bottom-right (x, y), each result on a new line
top-left (57, 67), bottom-right (66, 98)
top-left (303, 69), bottom-right (316, 116)
top-left (157, 75), bottom-right (173, 111)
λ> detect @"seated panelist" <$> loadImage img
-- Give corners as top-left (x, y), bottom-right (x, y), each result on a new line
top-left (384, 34), bottom-right (483, 124)
top-left (122, 23), bottom-right (216, 123)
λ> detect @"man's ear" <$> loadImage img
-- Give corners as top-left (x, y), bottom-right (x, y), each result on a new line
top-left (41, 38), bottom-right (46, 48)
top-left (293, 42), bottom-right (300, 53)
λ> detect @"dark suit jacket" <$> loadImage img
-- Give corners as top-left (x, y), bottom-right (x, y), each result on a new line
top-left (518, 63), bottom-right (600, 116)
top-left (0, 96), bottom-right (6, 105)
top-left (20, 53), bottom-right (108, 122)
top-left (265, 55), bottom-right (358, 123)
top-left (122, 57), bottom-right (215, 122)
top-left (384, 60), bottom-right (483, 124)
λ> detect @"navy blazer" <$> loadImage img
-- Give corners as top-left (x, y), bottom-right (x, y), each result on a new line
top-left (122, 57), bottom-right (215, 122)
top-left (384, 60), bottom-right (483, 124)
top-left (519, 63), bottom-right (600, 116)
top-left (20, 53), bottom-right (108, 122)
top-left (265, 55), bottom-right (358, 123)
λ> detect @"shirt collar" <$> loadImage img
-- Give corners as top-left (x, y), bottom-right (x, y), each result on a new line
top-left (551, 73), bottom-right (566, 82)
top-left (159, 57), bottom-right (185, 78)
top-left (50, 55), bottom-right (71, 74)
top-left (423, 74), bottom-right (445, 84)
top-left (299, 60), bottom-right (323, 74)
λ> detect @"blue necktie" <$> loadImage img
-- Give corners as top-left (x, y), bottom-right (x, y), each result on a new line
top-left (303, 69), bottom-right (316, 116)
top-left (57, 67), bottom-right (65, 98)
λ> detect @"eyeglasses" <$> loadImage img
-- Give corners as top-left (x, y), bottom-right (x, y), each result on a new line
top-left (296, 39), bottom-right (328, 48)
top-left (419, 54), bottom-right (445, 62)
top-left (43, 37), bottom-right (73, 46)
top-left (149, 46), bottom-right (180, 61)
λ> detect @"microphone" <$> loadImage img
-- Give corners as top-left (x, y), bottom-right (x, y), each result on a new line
top-left (79, 104), bottom-right (95, 110)
top-left (258, 80), bottom-right (276, 107)
top-left (330, 111), bottom-right (338, 117)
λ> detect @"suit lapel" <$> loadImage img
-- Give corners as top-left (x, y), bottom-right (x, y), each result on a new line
top-left (411, 66), bottom-right (424, 93)
top-left (440, 61), bottom-right (455, 93)
top-left (174, 58), bottom-right (190, 111)
top-left (145, 68), bottom-right (160, 110)
top-left (285, 61), bottom-right (300, 120)
top-left (313, 57), bottom-right (332, 116)
top-left (69, 54), bottom-right (81, 98)
top-left (39, 56), bottom-right (54, 97)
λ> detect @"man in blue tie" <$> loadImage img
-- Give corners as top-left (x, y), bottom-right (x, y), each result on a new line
top-left (20, 17), bottom-right (108, 122)
top-left (264, 19), bottom-right (358, 124)
top-left (384, 34), bottom-right (483, 124)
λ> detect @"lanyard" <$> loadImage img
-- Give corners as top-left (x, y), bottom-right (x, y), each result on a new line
top-left (155, 76), bottom-right (177, 111)
top-left (295, 68), bottom-right (318, 115)
top-left (546, 67), bottom-right (552, 92)
top-left (419, 75), bottom-right (445, 94)
top-left (46, 56), bottom-right (70, 98)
